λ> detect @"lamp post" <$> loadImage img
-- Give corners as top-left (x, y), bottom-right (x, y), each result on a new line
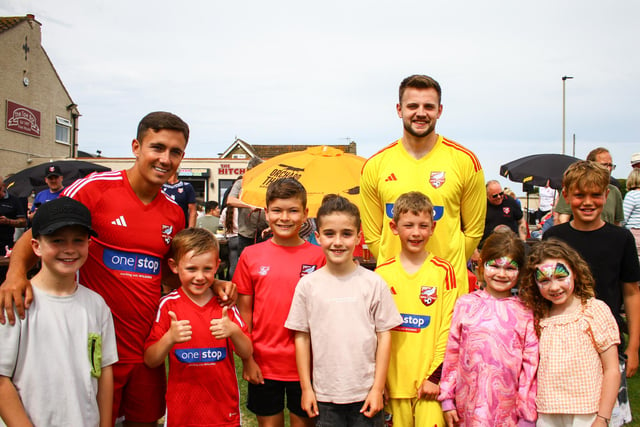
top-left (562, 76), bottom-right (573, 155)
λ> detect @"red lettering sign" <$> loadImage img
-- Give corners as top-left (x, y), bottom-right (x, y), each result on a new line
top-left (218, 167), bottom-right (246, 175)
top-left (6, 101), bottom-right (41, 137)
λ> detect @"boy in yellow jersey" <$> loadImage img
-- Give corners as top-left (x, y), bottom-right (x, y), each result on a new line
top-left (376, 191), bottom-right (457, 427)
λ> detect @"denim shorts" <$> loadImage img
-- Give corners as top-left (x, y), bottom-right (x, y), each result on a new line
top-left (316, 401), bottom-right (384, 427)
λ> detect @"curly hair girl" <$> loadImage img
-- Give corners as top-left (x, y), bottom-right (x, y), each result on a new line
top-left (519, 238), bottom-right (595, 336)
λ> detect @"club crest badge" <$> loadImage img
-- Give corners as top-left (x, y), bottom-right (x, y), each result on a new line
top-left (429, 171), bottom-right (445, 189)
top-left (503, 207), bottom-right (511, 215)
top-left (161, 225), bottom-right (174, 245)
top-left (420, 286), bottom-right (437, 306)
top-left (259, 266), bottom-right (270, 276)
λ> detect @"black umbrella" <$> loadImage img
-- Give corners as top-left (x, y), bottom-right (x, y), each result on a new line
top-left (499, 154), bottom-right (580, 190)
top-left (5, 160), bottom-right (111, 198)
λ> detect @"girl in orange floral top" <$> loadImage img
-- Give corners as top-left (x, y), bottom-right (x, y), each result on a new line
top-left (520, 239), bottom-right (620, 427)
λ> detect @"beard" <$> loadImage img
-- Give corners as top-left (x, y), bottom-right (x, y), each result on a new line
top-left (403, 119), bottom-right (436, 138)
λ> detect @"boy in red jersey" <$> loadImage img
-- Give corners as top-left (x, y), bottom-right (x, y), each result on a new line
top-left (0, 112), bottom-right (236, 426)
top-left (145, 228), bottom-right (251, 427)
top-left (235, 178), bottom-right (325, 427)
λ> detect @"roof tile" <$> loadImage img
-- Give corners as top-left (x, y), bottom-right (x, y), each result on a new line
top-left (0, 16), bottom-right (29, 34)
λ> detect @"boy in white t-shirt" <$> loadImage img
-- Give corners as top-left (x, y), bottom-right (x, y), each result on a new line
top-left (286, 195), bottom-right (402, 426)
top-left (0, 197), bottom-right (118, 426)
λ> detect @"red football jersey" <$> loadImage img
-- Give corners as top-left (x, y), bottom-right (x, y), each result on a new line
top-left (234, 240), bottom-right (325, 381)
top-left (63, 170), bottom-right (184, 362)
top-left (146, 289), bottom-right (247, 426)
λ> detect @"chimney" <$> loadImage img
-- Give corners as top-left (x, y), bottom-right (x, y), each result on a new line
top-left (26, 14), bottom-right (35, 20)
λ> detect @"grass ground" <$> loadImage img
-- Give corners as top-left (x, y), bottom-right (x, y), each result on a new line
top-left (236, 355), bottom-right (640, 426)
top-left (235, 355), bottom-right (290, 427)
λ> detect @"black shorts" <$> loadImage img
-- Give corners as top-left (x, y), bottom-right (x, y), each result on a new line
top-left (247, 379), bottom-right (308, 417)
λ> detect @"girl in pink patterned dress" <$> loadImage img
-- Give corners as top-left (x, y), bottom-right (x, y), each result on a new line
top-left (439, 231), bottom-right (538, 427)
top-left (520, 239), bottom-right (620, 427)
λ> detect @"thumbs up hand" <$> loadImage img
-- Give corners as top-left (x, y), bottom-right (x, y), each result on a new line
top-left (210, 306), bottom-right (237, 340)
top-left (168, 310), bottom-right (192, 343)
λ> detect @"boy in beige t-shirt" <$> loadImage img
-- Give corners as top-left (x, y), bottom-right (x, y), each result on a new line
top-left (286, 195), bottom-right (401, 426)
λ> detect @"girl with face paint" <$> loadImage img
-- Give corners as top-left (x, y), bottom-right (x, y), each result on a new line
top-left (439, 231), bottom-right (538, 426)
top-left (520, 239), bottom-right (621, 427)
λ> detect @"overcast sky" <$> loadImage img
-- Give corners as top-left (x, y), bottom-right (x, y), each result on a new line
top-left (2, 0), bottom-right (639, 194)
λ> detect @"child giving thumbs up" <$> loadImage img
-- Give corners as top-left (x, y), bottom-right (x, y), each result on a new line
top-left (143, 228), bottom-right (254, 427)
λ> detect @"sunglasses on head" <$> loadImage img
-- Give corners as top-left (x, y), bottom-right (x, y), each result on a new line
top-left (491, 192), bottom-right (504, 199)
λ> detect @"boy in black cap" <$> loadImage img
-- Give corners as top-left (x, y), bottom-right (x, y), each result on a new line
top-left (0, 197), bottom-right (118, 426)
top-left (27, 164), bottom-right (65, 221)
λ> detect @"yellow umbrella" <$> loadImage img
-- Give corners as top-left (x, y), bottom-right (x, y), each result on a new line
top-left (240, 146), bottom-right (366, 216)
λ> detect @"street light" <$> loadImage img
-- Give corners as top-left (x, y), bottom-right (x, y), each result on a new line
top-left (562, 76), bottom-right (574, 155)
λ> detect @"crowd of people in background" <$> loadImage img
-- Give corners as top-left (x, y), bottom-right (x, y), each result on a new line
top-left (0, 75), bottom-right (639, 427)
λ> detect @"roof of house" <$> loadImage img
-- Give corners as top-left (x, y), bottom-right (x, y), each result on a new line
top-left (0, 14), bottom-right (78, 115)
top-left (220, 138), bottom-right (358, 160)
top-left (218, 138), bottom-right (259, 158)
top-left (0, 14), bottom-right (38, 34)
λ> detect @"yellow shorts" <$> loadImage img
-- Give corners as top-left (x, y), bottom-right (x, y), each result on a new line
top-left (385, 397), bottom-right (444, 427)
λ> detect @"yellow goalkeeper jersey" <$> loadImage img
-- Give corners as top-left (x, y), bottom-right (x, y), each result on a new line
top-left (376, 254), bottom-right (457, 398)
top-left (361, 135), bottom-right (485, 295)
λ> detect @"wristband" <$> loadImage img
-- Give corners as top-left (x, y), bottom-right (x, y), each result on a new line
top-left (596, 414), bottom-right (609, 425)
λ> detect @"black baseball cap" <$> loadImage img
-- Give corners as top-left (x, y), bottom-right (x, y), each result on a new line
top-left (44, 164), bottom-right (62, 178)
top-left (32, 197), bottom-right (98, 238)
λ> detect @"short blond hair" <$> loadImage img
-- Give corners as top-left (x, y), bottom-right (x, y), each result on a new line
top-left (393, 191), bottom-right (434, 223)
top-left (627, 169), bottom-right (640, 191)
top-left (562, 161), bottom-right (609, 193)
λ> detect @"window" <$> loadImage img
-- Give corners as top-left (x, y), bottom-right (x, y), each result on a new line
top-left (219, 179), bottom-right (236, 203)
top-left (55, 116), bottom-right (71, 144)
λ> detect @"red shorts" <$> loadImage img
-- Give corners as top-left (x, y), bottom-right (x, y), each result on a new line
top-left (112, 362), bottom-right (166, 423)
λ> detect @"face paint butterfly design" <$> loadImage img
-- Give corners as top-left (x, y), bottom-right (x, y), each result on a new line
top-left (484, 257), bottom-right (519, 276)
top-left (535, 262), bottom-right (571, 287)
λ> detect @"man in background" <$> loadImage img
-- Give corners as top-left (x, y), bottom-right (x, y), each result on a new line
top-left (196, 201), bottom-right (221, 233)
top-left (482, 180), bottom-right (526, 242)
top-left (225, 157), bottom-right (269, 255)
top-left (162, 172), bottom-right (196, 228)
top-left (27, 164), bottom-right (64, 222)
top-left (0, 176), bottom-right (26, 284)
